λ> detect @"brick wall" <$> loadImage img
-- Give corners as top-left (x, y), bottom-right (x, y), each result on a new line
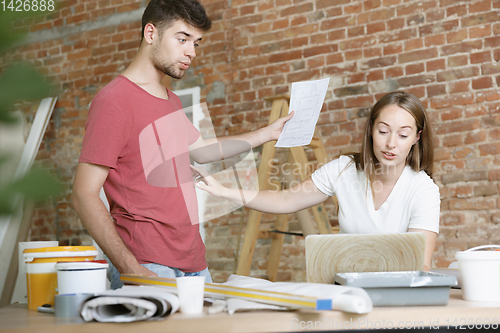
top-left (3, 0), bottom-right (500, 283)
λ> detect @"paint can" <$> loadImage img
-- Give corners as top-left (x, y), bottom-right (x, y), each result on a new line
top-left (55, 260), bottom-right (108, 295)
top-left (455, 245), bottom-right (500, 301)
top-left (23, 246), bottom-right (97, 310)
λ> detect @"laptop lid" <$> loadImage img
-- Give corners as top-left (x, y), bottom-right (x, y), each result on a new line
top-left (305, 233), bottom-right (426, 283)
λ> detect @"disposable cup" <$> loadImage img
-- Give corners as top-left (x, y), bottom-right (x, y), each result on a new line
top-left (176, 276), bottom-right (205, 315)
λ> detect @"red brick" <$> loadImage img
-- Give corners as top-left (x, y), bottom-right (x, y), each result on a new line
top-left (316, 0), bottom-right (349, 9)
top-left (405, 63), bottom-right (424, 75)
top-left (366, 70), bottom-right (384, 81)
top-left (398, 48), bottom-right (438, 63)
top-left (232, 14), bottom-right (263, 27)
top-left (384, 43), bottom-right (403, 55)
top-left (494, 22), bottom-right (500, 35)
top-left (431, 93), bottom-right (475, 109)
top-left (326, 53), bottom-right (344, 64)
top-left (427, 84), bottom-right (446, 97)
top-left (424, 34), bottom-right (445, 47)
top-left (449, 80), bottom-right (470, 94)
top-left (345, 95), bottom-right (374, 108)
top-left (450, 185), bottom-right (473, 198)
top-left (482, 63), bottom-right (500, 75)
top-left (426, 59), bottom-right (446, 72)
top-left (363, 47), bottom-right (382, 58)
top-left (462, 11), bottom-right (499, 27)
top-left (303, 44), bottom-right (337, 58)
top-left (239, 4), bottom-right (256, 15)
top-left (437, 67), bottom-right (480, 82)
top-left (269, 50), bottom-right (301, 63)
top-left (448, 55), bottom-right (468, 67)
top-left (427, 8), bottom-right (445, 22)
top-left (291, 37), bottom-right (308, 48)
top-left (419, 20), bottom-right (459, 37)
top-left (284, 24), bottom-right (318, 38)
top-left (272, 18), bottom-right (289, 30)
top-left (469, 0), bottom-right (492, 13)
top-left (386, 66), bottom-right (404, 78)
top-left (291, 16), bottom-right (307, 27)
top-left (448, 198), bottom-right (496, 210)
top-left (446, 29), bottom-right (468, 44)
top-left (306, 56), bottom-right (325, 69)
top-left (345, 50), bottom-right (363, 61)
top-left (380, 29), bottom-right (417, 43)
top-left (404, 38), bottom-right (423, 51)
top-left (339, 36), bottom-right (377, 50)
top-left (344, 2), bottom-right (362, 14)
top-left (367, 22), bottom-right (385, 35)
top-left (477, 90), bottom-right (500, 103)
top-left (397, 74), bottom-right (434, 87)
top-left (280, 3), bottom-right (313, 16)
top-left (446, 4), bottom-right (467, 17)
top-left (494, 49), bottom-right (500, 62)
top-left (362, 56), bottom-right (397, 69)
top-left (465, 131), bottom-right (487, 144)
top-left (443, 40), bottom-right (483, 56)
top-left (479, 143), bottom-right (500, 155)
top-left (320, 17), bottom-right (353, 31)
top-left (441, 212), bottom-right (466, 226)
top-left (443, 134), bottom-right (464, 147)
top-left (470, 25), bottom-right (492, 39)
top-left (348, 73), bottom-right (366, 84)
top-left (358, 8), bottom-right (395, 24)
top-left (387, 18), bottom-right (405, 31)
top-left (470, 51), bottom-right (492, 64)
top-left (472, 77), bottom-right (493, 90)
top-left (327, 29), bottom-right (346, 41)
top-left (364, 0), bottom-right (382, 11)
top-left (440, 108), bottom-right (463, 121)
top-left (485, 36), bottom-right (500, 48)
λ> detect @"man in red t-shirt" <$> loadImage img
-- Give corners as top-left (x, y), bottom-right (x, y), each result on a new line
top-left (71, 0), bottom-right (292, 288)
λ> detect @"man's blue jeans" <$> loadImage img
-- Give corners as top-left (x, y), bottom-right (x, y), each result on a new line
top-left (107, 259), bottom-right (212, 289)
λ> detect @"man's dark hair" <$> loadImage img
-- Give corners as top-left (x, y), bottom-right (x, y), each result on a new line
top-left (141, 0), bottom-right (212, 40)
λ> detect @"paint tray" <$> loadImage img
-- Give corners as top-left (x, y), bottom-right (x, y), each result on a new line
top-left (334, 271), bottom-right (457, 307)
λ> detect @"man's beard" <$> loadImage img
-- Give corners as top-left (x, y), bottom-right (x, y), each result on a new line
top-left (151, 43), bottom-right (185, 79)
top-left (156, 62), bottom-right (185, 80)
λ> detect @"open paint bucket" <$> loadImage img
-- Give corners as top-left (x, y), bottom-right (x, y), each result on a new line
top-left (455, 245), bottom-right (500, 301)
top-left (23, 246), bottom-right (98, 310)
top-left (55, 260), bottom-right (108, 295)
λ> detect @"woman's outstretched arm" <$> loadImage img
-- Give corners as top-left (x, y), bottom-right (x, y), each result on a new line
top-left (191, 165), bottom-right (330, 215)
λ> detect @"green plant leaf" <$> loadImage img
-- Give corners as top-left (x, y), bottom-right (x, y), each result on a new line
top-left (5, 169), bottom-right (62, 200)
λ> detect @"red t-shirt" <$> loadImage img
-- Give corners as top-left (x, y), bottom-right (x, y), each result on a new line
top-left (79, 75), bottom-right (206, 272)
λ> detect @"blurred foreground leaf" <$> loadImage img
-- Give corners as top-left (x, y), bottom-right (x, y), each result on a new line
top-left (0, 6), bottom-right (61, 218)
top-left (0, 169), bottom-right (62, 215)
top-left (0, 63), bottom-right (53, 123)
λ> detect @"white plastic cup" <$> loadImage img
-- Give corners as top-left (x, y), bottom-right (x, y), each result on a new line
top-left (176, 276), bottom-right (205, 315)
top-left (455, 245), bottom-right (500, 302)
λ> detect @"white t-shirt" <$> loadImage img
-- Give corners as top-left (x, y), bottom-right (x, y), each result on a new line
top-left (311, 155), bottom-right (440, 234)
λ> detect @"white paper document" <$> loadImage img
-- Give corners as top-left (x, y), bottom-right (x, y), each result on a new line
top-left (275, 78), bottom-right (330, 147)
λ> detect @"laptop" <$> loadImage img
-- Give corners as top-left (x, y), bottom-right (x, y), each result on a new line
top-left (305, 233), bottom-right (426, 283)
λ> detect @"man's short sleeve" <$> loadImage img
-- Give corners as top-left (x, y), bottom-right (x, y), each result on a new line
top-left (79, 98), bottom-right (131, 169)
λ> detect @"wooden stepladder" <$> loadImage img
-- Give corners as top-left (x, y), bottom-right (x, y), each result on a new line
top-left (236, 94), bottom-right (334, 281)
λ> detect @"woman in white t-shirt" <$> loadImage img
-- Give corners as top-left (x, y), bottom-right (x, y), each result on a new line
top-left (192, 91), bottom-right (440, 270)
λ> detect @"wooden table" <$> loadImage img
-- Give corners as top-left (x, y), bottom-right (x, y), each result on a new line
top-left (1, 290), bottom-right (499, 332)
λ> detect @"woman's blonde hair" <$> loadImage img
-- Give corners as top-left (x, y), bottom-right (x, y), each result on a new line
top-left (349, 91), bottom-right (434, 178)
